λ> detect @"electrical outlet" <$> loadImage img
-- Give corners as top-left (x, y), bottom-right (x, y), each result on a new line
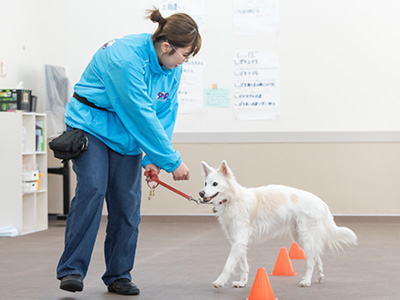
top-left (0, 61), bottom-right (6, 76)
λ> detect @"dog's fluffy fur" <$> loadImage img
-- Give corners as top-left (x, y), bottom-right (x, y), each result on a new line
top-left (199, 160), bottom-right (357, 288)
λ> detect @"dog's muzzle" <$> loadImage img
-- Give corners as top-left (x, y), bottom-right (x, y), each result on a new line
top-left (198, 192), bottom-right (219, 203)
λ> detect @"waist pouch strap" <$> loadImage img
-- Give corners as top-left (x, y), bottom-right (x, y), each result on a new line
top-left (73, 92), bottom-right (108, 111)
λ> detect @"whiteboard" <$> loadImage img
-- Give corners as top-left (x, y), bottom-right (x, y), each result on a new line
top-left (30, 0), bottom-right (400, 135)
top-left (173, 0), bottom-right (400, 134)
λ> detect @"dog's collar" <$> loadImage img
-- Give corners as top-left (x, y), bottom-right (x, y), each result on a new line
top-left (213, 199), bottom-right (228, 213)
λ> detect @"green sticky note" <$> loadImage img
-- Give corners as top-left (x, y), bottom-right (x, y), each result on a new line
top-left (204, 88), bottom-right (231, 107)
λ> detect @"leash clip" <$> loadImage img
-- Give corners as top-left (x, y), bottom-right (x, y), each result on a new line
top-left (188, 197), bottom-right (201, 205)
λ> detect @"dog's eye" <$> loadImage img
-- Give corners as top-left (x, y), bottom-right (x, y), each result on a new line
top-left (205, 182), bottom-right (207, 186)
top-left (213, 182), bottom-right (218, 186)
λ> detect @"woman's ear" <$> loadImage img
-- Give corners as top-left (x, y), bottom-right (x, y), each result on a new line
top-left (161, 41), bottom-right (171, 54)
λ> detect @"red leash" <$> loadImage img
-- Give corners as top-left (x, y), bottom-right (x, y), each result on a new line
top-left (144, 170), bottom-right (200, 204)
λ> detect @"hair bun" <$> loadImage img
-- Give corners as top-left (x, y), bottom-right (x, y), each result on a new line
top-left (147, 7), bottom-right (166, 26)
top-left (158, 16), bottom-right (166, 26)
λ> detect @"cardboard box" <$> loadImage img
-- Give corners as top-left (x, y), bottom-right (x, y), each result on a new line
top-left (23, 181), bottom-right (38, 193)
top-left (22, 170), bottom-right (39, 182)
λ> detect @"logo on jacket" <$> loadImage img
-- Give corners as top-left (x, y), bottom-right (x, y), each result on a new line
top-left (157, 92), bottom-right (169, 101)
top-left (102, 39), bottom-right (116, 50)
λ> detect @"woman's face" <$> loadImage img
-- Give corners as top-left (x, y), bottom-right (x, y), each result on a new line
top-left (158, 42), bottom-right (193, 69)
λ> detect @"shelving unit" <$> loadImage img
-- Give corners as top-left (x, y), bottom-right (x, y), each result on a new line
top-left (0, 111), bottom-right (48, 235)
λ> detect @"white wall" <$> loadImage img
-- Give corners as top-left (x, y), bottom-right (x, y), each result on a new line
top-left (1, 0), bottom-right (400, 133)
top-left (2, 0), bottom-right (400, 215)
top-left (0, 1), bottom-right (40, 93)
top-left (0, 0), bottom-right (159, 111)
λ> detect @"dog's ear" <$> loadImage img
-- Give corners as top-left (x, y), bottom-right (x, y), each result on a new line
top-left (218, 160), bottom-right (233, 177)
top-left (200, 161), bottom-right (213, 178)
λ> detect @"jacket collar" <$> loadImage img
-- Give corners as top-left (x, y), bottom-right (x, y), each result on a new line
top-left (147, 35), bottom-right (173, 76)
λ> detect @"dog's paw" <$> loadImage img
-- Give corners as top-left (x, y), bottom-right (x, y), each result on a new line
top-left (299, 279), bottom-right (311, 287)
top-left (213, 279), bottom-right (224, 288)
top-left (232, 281), bottom-right (247, 288)
top-left (317, 273), bottom-right (324, 283)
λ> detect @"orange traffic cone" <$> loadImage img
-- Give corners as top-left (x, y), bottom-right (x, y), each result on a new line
top-left (247, 268), bottom-right (277, 300)
top-left (271, 247), bottom-right (297, 276)
top-left (289, 242), bottom-right (306, 259)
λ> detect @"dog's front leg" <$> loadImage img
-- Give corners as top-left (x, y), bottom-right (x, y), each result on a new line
top-left (213, 242), bottom-right (247, 288)
top-left (232, 253), bottom-right (249, 288)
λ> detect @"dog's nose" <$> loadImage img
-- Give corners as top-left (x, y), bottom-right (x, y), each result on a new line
top-left (199, 191), bottom-right (205, 198)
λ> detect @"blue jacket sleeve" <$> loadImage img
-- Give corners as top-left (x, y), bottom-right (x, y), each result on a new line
top-left (103, 58), bottom-right (181, 173)
top-left (142, 76), bottom-right (180, 169)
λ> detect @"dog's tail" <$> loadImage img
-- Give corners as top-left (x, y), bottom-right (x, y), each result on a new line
top-left (325, 216), bottom-right (358, 254)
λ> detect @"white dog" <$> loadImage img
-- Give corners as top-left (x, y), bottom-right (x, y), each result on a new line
top-left (199, 160), bottom-right (357, 288)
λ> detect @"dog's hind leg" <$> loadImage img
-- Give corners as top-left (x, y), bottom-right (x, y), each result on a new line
top-left (298, 228), bottom-right (321, 287)
top-left (232, 254), bottom-right (249, 288)
top-left (299, 238), bottom-right (324, 286)
top-left (213, 242), bottom-right (247, 288)
top-left (297, 218), bottom-right (327, 287)
top-left (299, 247), bottom-right (315, 287)
top-left (315, 255), bottom-right (324, 283)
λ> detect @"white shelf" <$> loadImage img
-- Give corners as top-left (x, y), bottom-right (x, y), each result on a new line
top-left (0, 111), bottom-right (48, 235)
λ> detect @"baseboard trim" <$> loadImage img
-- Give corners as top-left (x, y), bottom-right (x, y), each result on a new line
top-left (140, 214), bottom-right (400, 223)
top-left (172, 131), bottom-right (400, 143)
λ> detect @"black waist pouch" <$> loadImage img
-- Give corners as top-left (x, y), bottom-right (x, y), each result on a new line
top-left (49, 129), bottom-right (88, 162)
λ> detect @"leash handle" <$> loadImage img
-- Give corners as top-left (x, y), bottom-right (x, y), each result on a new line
top-left (144, 170), bottom-right (191, 200)
top-left (144, 170), bottom-right (159, 189)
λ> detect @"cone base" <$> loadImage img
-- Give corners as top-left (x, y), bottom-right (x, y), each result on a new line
top-left (247, 298), bottom-right (278, 300)
top-left (270, 272), bottom-right (297, 276)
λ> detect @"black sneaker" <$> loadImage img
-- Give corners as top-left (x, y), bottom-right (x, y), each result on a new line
top-left (107, 278), bottom-right (140, 295)
top-left (60, 274), bottom-right (84, 292)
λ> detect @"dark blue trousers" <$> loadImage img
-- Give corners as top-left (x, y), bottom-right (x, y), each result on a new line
top-left (56, 129), bottom-right (142, 286)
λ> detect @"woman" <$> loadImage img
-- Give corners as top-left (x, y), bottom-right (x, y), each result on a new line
top-left (56, 8), bottom-right (201, 295)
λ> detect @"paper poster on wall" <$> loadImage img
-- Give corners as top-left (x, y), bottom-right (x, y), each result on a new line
top-left (233, 50), bottom-right (280, 120)
top-left (234, 0), bottom-right (279, 35)
top-left (160, 0), bottom-right (206, 30)
top-left (177, 57), bottom-right (204, 114)
top-left (161, 0), bottom-right (205, 114)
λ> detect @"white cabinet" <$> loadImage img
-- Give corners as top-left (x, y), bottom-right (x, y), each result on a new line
top-left (0, 111), bottom-right (48, 235)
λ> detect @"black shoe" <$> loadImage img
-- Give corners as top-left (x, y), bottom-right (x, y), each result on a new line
top-left (60, 274), bottom-right (84, 293)
top-left (107, 278), bottom-right (140, 295)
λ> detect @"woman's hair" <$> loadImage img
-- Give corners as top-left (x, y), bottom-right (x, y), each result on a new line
top-left (146, 7), bottom-right (201, 57)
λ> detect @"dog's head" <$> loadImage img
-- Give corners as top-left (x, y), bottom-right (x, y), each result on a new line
top-left (198, 160), bottom-right (234, 205)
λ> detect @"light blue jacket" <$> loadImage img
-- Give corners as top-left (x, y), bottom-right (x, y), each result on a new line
top-left (65, 33), bottom-right (182, 173)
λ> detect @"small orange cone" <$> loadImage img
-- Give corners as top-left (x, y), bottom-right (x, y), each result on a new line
top-left (247, 268), bottom-right (277, 300)
top-left (271, 247), bottom-right (297, 276)
top-left (288, 242), bottom-right (306, 259)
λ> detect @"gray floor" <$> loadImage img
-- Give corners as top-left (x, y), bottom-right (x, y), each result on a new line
top-left (0, 216), bottom-right (399, 300)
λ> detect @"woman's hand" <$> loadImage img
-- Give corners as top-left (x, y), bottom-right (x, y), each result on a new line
top-left (145, 164), bottom-right (160, 182)
top-left (172, 162), bottom-right (190, 181)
